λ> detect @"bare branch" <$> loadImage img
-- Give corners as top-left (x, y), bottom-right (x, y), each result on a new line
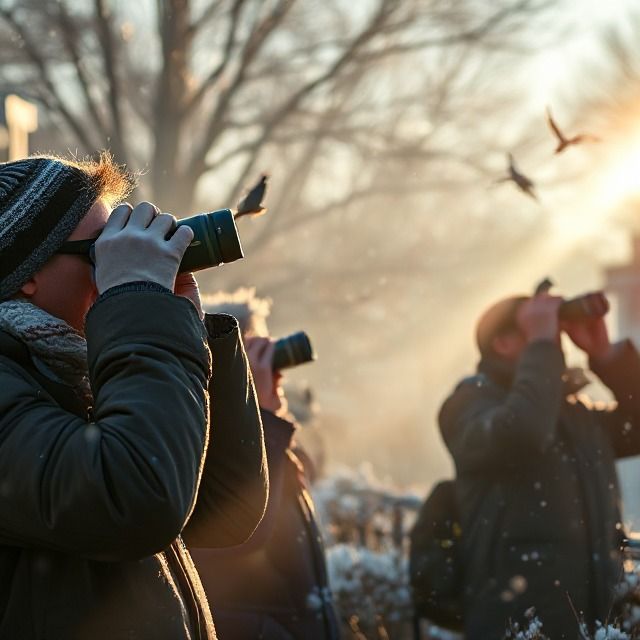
top-left (0, 6), bottom-right (96, 151)
top-left (55, 1), bottom-right (109, 139)
top-left (187, 0), bottom-right (297, 177)
top-left (213, 0), bottom-right (402, 202)
top-left (183, 0), bottom-right (248, 116)
top-left (187, 0), bottom-right (225, 33)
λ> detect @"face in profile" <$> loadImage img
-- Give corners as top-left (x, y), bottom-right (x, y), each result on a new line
top-left (19, 200), bottom-right (110, 333)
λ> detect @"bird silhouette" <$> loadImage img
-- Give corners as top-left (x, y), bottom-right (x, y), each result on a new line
top-left (494, 153), bottom-right (538, 201)
top-left (545, 108), bottom-right (600, 154)
top-left (533, 277), bottom-right (554, 295)
top-left (235, 174), bottom-right (268, 219)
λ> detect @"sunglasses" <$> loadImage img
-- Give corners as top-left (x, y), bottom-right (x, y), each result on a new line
top-left (56, 239), bottom-right (97, 265)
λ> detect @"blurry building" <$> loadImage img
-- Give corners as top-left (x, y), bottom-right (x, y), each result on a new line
top-left (605, 236), bottom-right (640, 347)
top-left (605, 236), bottom-right (640, 530)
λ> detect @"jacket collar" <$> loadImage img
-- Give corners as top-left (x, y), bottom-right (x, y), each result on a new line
top-left (477, 352), bottom-right (590, 397)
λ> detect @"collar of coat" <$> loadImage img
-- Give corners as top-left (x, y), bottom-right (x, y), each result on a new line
top-left (477, 353), bottom-right (591, 397)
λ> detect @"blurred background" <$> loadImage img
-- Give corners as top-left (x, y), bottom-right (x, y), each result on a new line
top-left (3, 0), bottom-right (640, 523)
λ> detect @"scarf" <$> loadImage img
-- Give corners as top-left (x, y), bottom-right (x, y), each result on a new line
top-left (0, 300), bottom-right (92, 407)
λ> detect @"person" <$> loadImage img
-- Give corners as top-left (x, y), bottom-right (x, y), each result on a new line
top-left (0, 154), bottom-right (268, 639)
top-left (190, 288), bottom-right (341, 640)
top-left (438, 290), bottom-right (640, 639)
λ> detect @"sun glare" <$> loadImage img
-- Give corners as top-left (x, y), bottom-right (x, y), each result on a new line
top-left (596, 135), bottom-right (640, 209)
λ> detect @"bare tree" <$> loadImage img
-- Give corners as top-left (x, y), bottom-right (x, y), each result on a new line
top-left (0, 0), bottom-right (562, 489)
top-left (0, 0), bottom-right (548, 213)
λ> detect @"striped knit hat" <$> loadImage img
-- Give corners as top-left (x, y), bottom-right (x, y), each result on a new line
top-left (0, 157), bottom-right (98, 300)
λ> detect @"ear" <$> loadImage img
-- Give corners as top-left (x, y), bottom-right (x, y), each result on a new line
top-left (19, 278), bottom-right (37, 297)
top-left (491, 333), bottom-right (518, 359)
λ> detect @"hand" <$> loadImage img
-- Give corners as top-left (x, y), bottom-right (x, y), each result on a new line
top-left (174, 272), bottom-right (204, 320)
top-left (245, 336), bottom-right (286, 415)
top-left (516, 293), bottom-right (563, 343)
top-left (562, 316), bottom-right (613, 361)
top-left (94, 202), bottom-right (193, 294)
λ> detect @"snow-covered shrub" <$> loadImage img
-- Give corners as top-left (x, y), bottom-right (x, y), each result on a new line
top-left (314, 464), bottom-right (423, 637)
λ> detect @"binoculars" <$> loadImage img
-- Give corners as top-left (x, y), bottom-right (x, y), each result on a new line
top-left (534, 279), bottom-right (610, 322)
top-left (176, 209), bottom-right (244, 273)
top-left (558, 291), bottom-right (609, 321)
top-left (173, 210), bottom-right (316, 372)
top-left (272, 331), bottom-right (316, 371)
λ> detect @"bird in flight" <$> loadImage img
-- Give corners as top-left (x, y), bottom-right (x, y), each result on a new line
top-left (546, 108), bottom-right (600, 154)
top-left (235, 174), bottom-right (268, 219)
top-left (494, 153), bottom-right (538, 201)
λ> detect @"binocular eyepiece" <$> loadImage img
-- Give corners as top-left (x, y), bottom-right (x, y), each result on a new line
top-left (176, 209), bottom-right (244, 273)
top-left (272, 331), bottom-right (316, 371)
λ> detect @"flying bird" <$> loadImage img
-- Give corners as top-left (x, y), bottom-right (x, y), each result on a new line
top-left (234, 174), bottom-right (268, 220)
top-left (546, 108), bottom-right (600, 154)
top-left (494, 153), bottom-right (538, 201)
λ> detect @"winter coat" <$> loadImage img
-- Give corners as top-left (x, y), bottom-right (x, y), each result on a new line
top-left (439, 339), bottom-right (640, 640)
top-left (191, 409), bottom-right (341, 640)
top-left (0, 288), bottom-right (268, 639)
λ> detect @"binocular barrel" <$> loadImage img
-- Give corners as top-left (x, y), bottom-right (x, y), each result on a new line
top-left (177, 209), bottom-right (244, 273)
top-left (558, 292), bottom-right (609, 321)
top-left (272, 331), bottom-right (316, 371)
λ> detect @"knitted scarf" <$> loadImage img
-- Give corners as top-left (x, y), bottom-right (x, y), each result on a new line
top-left (0, 300), bottom-right (92, 407)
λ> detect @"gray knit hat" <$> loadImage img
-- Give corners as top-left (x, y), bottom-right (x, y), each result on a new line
top-left (0, 157), bottom-right (99, 299)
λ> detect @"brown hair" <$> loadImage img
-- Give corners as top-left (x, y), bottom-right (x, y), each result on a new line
top-left (37, 151), bottom-right (136, 207)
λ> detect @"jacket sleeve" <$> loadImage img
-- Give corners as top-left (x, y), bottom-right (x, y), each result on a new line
top-left (0, 291), bottom-right (211, 562)
top-left (188, 409), bottom-right (293, 558)
top-left (439, 340), bottom-right (565, 473)
top-left (181, 313), bottom-right (268, 548)
top-left (588, 339), bottom-right (640, 459)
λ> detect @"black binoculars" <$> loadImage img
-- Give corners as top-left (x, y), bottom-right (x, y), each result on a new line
top-left (176, 209), bottom-right (244, 273)
top-left (272, 332), bottom-right (316, 371)
top-left (558, 292), bottom-right (609, 321)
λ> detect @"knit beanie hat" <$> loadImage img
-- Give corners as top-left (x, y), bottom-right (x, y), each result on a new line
top-left (0, 157), bottom-right (98, 300)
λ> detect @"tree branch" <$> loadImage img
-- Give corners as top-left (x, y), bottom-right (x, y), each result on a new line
top-left (183, 0), bottom-right (248, 117)
top-left (0, 7), bottom-right (96, 151)
top-left (213, 0), bottom-right (400, 202)
top-left (187, 0), bottom-right (297, 178)
top-left (187, 0), bottom-right (225, 34)
top-left (55, 1), bottom-right (109, 139)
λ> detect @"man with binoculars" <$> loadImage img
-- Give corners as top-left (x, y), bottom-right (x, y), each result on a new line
top-left (439, 288), bottom-right (640, 639)
top-left (190, 288), bottom-right (340, 640)
top-left (0, 154), bottom-right (268, 639)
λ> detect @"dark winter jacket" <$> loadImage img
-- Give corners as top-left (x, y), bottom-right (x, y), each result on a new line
top-left (191, 409), bottom-right (341, 640)
top-left (0, 288), bottom-right (268, 639)
top-left (439, 339), bottom-right (640, 640)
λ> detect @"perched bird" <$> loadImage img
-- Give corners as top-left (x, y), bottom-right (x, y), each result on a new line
top-left (494, 153), bottom-right (538, 201)
top-left (533, 277), bottom-right (554, 295)
top-left (234, 174), bottom-right (268, 219)
top-left (546, 108), bottom-right (600, 154)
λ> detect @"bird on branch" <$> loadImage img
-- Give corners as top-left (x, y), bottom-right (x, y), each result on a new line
top-left (546, 107), bottom-right (600, 154)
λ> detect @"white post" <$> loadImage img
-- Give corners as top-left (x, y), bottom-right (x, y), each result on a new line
top-left (5, 95), bottom-right (38, 160)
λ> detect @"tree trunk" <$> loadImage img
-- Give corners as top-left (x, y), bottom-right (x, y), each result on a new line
top-left (151, 0), bottom-right (192, 210)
